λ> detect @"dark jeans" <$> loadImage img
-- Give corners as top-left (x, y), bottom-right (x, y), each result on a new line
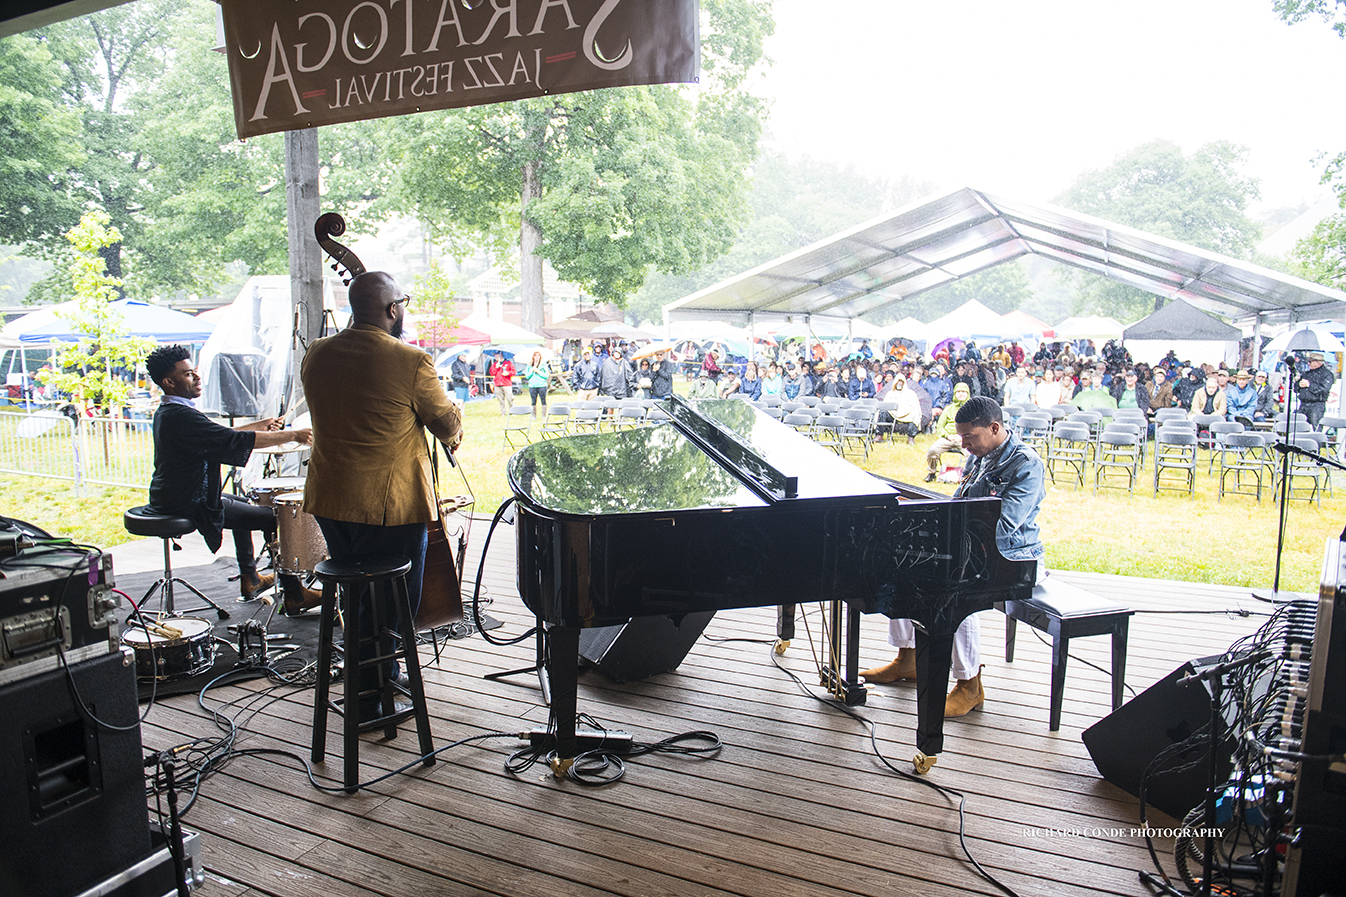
top-left (529, 385), bottom-right (548, 407)
top-left (220, 493), bottom-right (274, 574)
top-left (315, 517), bottom-right (427, 693)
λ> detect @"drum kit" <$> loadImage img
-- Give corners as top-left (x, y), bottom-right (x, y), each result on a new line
top-left (120, 473), bottom-right (330, 683)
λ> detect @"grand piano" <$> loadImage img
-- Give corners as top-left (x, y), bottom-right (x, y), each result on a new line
top-left (507, 396), bottom-right (1035, 773)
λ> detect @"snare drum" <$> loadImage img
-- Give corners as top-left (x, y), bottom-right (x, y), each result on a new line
top-left (122, 617), bottom-right (216, 681)
top-left (249, 476), bottom-right (306, 507)
top-left (274, 491), bottom-right (329, 575)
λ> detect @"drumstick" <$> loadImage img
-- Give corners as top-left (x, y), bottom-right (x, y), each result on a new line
top-left (147, 620), bottom-right (183, 639)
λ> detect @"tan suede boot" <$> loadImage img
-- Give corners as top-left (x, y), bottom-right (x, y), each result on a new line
top-left (860, 647), bottom-right (917, 683)
top-left (944, 667), bottom-right (985, 717)
top-left (239, 570), bottom-right (275, 599)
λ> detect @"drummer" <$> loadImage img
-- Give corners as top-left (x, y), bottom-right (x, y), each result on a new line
top-left (145, 345), bottom-right (321, 615)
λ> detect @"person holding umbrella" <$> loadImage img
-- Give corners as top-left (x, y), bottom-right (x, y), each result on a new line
top-left (1296, 351), bottom-right (1335, 427)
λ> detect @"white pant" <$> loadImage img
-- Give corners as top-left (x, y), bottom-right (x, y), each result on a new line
top-left (887, 561), bottom-right (1045, 681)
top-left (886, 615), bottom-right (980, 681)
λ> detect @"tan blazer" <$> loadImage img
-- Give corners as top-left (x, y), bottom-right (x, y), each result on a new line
top-left (301, 325), bottom-right (462, 526)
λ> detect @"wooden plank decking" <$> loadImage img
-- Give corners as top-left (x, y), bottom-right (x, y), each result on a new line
top-left (119, 528), bottom-right (1271, 897)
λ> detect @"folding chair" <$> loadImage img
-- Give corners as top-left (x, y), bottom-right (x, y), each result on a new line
top-left (1046, 423), bottom-right (1090, 487)
top-left (1094, 430), bottom-right (1139, 493)
top-left (538, 403), bottom-right (571, 439)
top-left (812, 414), bottom-right (845, 454)
top-left (502, 405), bottom-right (533, 448)
top-left (839, 407), bottom-right (874, 458)
top-left (1218, 432), bottom-right (1266, 502)
top-left (1206, 421), bottom-right (1244, 472)
top-left (1282, 436), bottom-right (1326, 506)
top-left (1018, 413), bottom-right (1052, 457)
top-left (1153, 429), bottom-right (1198, 495)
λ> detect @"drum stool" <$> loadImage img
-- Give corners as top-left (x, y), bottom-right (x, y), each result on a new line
top-left (123, 506), bottom-right (229, 619)
top-left (311, 556), bottom-right (434, 792)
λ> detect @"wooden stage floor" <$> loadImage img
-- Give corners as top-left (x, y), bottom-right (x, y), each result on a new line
top-left (121, 530), bottom-right (1271, 897)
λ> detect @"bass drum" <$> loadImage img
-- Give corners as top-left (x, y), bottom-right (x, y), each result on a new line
top-left (121, 617), bottom-right (216, 681)
top-left (274, 491), bottom-right (329, 575)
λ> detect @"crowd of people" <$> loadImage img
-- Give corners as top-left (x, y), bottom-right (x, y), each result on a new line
top-left (470, 334), bottom-right (1340, 451)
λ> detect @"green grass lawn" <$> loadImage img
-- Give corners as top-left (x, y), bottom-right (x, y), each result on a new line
top-left (3, 394), bottom-right (1339, 593)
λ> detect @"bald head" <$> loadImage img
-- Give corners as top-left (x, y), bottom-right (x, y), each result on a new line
top-left (348, 271), bottom-right (404, 334)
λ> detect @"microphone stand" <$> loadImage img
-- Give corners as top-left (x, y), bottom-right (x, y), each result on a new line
top-left (1272, 357), bottom-right (1298, 594)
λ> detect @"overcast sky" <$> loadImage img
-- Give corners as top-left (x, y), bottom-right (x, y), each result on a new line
top-left (754, 0), bottom-right (1346, 216)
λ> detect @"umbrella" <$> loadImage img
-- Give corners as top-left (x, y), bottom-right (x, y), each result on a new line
top-left (1262, 323), bottom-right (1345, 357)
top-left (434, 345), bottom-right (483, 368)
top-left (538, 317), bottom-right (602, 340)
top-left (590, 321), bottom-right (654, 340)
top-left (630, 341), bottom-right (678, 360)
top-left (12, 299), bottom-right (215, 344)
top-left (489, 344), bottom-right (555, 362)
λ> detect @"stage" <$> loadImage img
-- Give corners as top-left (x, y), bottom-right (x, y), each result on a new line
top-left (112, 527), bottom-right (1269, 897)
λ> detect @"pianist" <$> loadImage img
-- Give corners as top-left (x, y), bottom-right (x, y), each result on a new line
top-left (862, 395), bottom-right (1045, 718)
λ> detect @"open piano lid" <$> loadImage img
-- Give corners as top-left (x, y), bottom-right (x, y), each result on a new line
top-left (507, 396), bottom-right (899, 516)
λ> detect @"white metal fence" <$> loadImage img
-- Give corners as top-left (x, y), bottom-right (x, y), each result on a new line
top-left (0, 410), bottom-right (154, 491)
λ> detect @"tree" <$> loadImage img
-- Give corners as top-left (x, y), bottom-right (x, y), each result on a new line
top-left (393, 0), bottom-right (775, 331)
top-left (38, 210), bottom-right (153, 413)
top-left (625, 154), bottom-right (932, 326)
top-left (1273, 0), bottom-right (1346, 37)
top-left (1053, 139), bottom-right (1262, 320)
top-left (1290, 214), bottom-right (1346, 289)
top-left (0, 35), bottom-right (84, 246)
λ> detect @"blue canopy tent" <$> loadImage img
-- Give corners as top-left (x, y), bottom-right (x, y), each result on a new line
top-left (13, 300), bottom-right (215, 344)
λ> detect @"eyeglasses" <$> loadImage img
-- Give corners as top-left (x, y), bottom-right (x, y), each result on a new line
top-left (392, 294), bottom-right (412, 308)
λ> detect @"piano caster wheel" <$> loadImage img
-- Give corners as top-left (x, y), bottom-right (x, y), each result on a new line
top-left (913, 751), bottom-right (937, 775)
top-left (547, 754), bottom-right (574, 779)
top-left (774, 639), bottom-right (790, 656)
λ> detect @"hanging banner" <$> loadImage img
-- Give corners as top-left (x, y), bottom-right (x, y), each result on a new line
top-left (220, 0), bottom-right (700, 139)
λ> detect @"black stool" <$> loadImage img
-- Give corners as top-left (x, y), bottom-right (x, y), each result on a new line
top-left (311, 556), bottom-right (434, 792)
top-left (996, 578), bottom-right (1133, 731)
top-left (123, 506), bottom-right (229, 619)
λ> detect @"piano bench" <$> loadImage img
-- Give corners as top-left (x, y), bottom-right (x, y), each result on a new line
top-left (995, 578), bottom-right (1134, 732)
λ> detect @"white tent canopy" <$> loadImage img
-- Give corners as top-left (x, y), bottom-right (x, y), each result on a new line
top-left (925, 299), bottom-right (1030, 345)
top-left (663, 187), bottom-right (1346, 330)
top-left (458, 312), bottom-right (543, 345)
top-left (1054, 315), bottom-right (1126, 342)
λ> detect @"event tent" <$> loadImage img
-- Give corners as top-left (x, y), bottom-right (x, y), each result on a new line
top-left (1054, 315), bottom-right (1125, 342)
top-left (664, 188), bottom-right (1346, 334)
top-left (925, 299), bottom-right (1030, 345)
top-left (458, 312), bottom-right (543, 345)
top-left (4, 300), bottom-right (215, 344)
top-left (1122, 298), bottom-right (1241, 366)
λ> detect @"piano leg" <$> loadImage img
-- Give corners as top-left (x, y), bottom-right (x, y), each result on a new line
top-left (776, 604), bottom-right (795, 654)
top-left (912, 629), bottom-right (954, 773)
top-left (545, 624), bottom-right (581, 775)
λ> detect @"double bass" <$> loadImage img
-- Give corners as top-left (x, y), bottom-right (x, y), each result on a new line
top-left (313, 213), bottom-right (465, 629)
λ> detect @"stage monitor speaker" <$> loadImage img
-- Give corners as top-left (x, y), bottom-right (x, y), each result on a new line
top-left (578, 611), bottom-right (716, 683)
top-left (0, 651), bottom-right (151, 897)
top-left (1082, 657), bottom-right (1234, 822)
top-left (213, 352), bottom-right (268, 417)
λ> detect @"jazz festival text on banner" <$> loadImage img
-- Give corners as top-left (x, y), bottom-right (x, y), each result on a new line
top-left (220, 0), bottom-right (700, 139)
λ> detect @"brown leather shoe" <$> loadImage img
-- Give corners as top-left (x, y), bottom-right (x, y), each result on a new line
top-left (861, 647), bottom-right (917, 683)
top-left (239, 571), bottom-right (275, 599)
top-left (282, 585), bottom-right (323, 616)
top-left (944, 667), bottom-right (985, 717)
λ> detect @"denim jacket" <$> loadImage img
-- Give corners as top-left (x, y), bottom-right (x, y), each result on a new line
top-left (954, 428), bottom-right (1044, 562)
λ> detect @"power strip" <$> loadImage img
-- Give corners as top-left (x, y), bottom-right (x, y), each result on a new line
top-left (525, 727), bottom-right (634, 752)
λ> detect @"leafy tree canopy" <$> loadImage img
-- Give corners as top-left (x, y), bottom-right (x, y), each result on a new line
top-left (1273, 0), bottom-right (1346, 37)
top-left (1052, 139), bottom-right (1262, 320)
top-left (0, 35), bottom-right (84, 245)
top-left (391, 0), bottom-right (775, 329)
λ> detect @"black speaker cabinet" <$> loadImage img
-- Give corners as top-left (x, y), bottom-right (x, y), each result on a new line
top-left (578, 612), bottom-right (716, 683)
top-left (0, 651), bottom-right (151, 897)
top-left (1082, 658), bottom-right (1234, 821)
top-left (212, 351), bottom-right (268, 417)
